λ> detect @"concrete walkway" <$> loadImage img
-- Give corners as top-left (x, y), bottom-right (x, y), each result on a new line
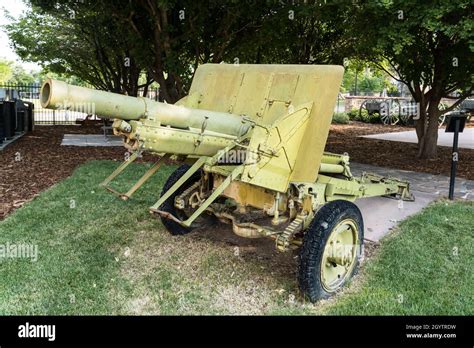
top-left (351, 162), bottom-right (473, 242)
top-left (61, 134), bottom-right (123, 147)
top-left (361, 128), bottom-right (474, 149)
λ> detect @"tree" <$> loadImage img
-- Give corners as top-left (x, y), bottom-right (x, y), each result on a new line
top-left (223, 0), bottom-right (351, 65)
top-left (103, 0), bottom-right (275, 102)
top-left (6, 0), bottom-right (273, 101)
top-left (0, 59), bottom-right (13, 84)
top-left (9, 64), bottom-right (36, 84)
top-left (5, 1), bottom-right (352, 103)
top-left (5, 0), bottom-right (153, 96)
top-left (0, 58), bottom-right (36, 84)
top-left (33, 70), bottom-right (86, 86)
top-left (341, 60), bottom-right (398, 95)
top-left (349, 0), bottom-right (473, 159)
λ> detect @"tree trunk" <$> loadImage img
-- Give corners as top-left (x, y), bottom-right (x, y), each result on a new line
top-left (416, 100), bottom-right (440, 159)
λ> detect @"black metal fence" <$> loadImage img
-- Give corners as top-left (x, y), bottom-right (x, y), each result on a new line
top-left (0, 83), bottom-right (160, 125)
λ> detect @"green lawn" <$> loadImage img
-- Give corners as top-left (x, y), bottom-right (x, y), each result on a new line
top-left (0, 160), bottom-right (472, 315)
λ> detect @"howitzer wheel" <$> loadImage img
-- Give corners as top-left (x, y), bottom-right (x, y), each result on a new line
top-left (158, 164), bottom-right (215, 235)
top-left (298, 200), bottom-right (363, 302)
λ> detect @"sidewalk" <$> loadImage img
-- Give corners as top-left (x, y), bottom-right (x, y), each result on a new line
top-left (361, 128), bottom-right (474, 149)
top-left (351, 162), bottom-right (473, 241)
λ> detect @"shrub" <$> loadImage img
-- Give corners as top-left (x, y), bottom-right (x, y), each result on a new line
top-left (364, 112), bottom-right (381, 124)
top-left (347, 109), bottom-right (359, 120)
top-left (347, 108), bottom-right (381, 123)
top-left (332, 112), bottom-right (350, 124)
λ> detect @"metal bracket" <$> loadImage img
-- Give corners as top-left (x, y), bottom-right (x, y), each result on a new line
top-left (149, 156), bottom-right (208, 211)
top-left (100, 153), bottom-right (169, 200)
top-left (181, 165), bottom-right (244, 227)
top-left (100, 151), bottom-right (139, 192)
top-left (151, 165), bottom-right (244, 228)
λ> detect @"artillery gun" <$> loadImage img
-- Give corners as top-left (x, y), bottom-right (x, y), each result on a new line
top-left (40, 64), bottom-right (414, 302)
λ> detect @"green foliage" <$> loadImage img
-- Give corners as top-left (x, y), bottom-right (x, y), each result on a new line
top-left (332, 112), bottom-right (350, 124)
top-left (346, 108), bottom-right (381, 124)
top-left (4, 1), bottom-right (352, 101)
top-left (348, 0), bottom-right (474, 157)
top-left (0, 59), bottom-right (13, 83)
top-left (363, 112), bottom-right (382, 124)
top-left (350, 0), bottom-right (473, 94)
top-left (0, 58), bottom-right (36, 84)
top-left (239, 1), bottom-right (350, 65)
top-left (5, 1), bottom-right (149, 95)
top-left (346, 109), bottom-right (360, 121)
top-left (342, 59), bottom-right (398, 95)
top-left (34, 70), bottom-right (86, 86)
top-left (9, 64), bottom-right (35, 84)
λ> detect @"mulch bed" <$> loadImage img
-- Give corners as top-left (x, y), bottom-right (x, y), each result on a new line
top-left (0, 125), bottom-right (156, 220)
top-left (1, 122), bottom-right (473, 220)
top-left (325, 122), bottom-right (474, 180)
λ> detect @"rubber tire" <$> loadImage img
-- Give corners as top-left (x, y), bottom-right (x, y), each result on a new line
top-left (158, 164), bottom-right (214, 235)
top-left (298, 200), bottom-right (364, 302)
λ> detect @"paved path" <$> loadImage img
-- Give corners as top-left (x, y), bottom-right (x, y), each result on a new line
top-left (61, 134), bottom-right (123, 147)
top-left (361, 128), bottom-right (474, 149)
top-left (351, 162), bottom-right (473, 241)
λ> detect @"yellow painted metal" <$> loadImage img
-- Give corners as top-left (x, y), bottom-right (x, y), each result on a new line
top-left (188, 64), bottom-right (344, 184)
top-left (319, 163), bottom-right (345, 174)
top-left (214, 175), bottom-right (286, 211)
top-left (100, 151), bottom-right (139, 187)
top-left (37, 63), bottom-right (414, 275)
top-left (40, 78), bottom-right (251, 136)
top-left (316, 173), bottom-right (413, 202)
top-left (181, 165), bottom-right (244, 227)
top-left (121, 154), bottom-right (169, 199)
top-left (100, 153), bottom-right (169, 200)
top-left (241, 102), bottom-right (313, 192)
top-left (136, 123), bottom-right (235, 156)
top-left (321, 152), bottom-right (350, 165)
top-left (41, 65), bottom-right (344, 193)
top-left (320, 219), bottom-right (359, 292)
top-left (150, 156), bottom-right (208, 211)
top-left (320, 152), bottom-right (352, 176)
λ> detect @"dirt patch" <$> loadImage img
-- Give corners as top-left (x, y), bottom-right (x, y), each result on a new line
top-left (112, 221), bottom-right (299, 314)
top-left (212, 282), bottom-right (274, 315)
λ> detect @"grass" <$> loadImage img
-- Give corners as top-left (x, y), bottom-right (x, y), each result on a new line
top-left (0, 160), bottom-right (472, 315)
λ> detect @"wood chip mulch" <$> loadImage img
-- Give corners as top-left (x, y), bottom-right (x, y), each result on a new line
top-left (325, 122), bottom-right (473, 181)
top-left (0, 126), bottom-right (156, 220)
top-left (1, 122), bottom-right (472, 220)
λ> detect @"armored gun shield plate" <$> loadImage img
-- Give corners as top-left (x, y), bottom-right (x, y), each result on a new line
top-left (188, 64), bottom-right (344, 192)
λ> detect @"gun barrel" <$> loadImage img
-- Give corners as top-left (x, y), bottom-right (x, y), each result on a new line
top-left (40, 79), bottom-right (250, 137)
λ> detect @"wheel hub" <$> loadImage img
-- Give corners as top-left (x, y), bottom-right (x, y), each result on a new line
top-left (320, 219), bottom-right (360, 292)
